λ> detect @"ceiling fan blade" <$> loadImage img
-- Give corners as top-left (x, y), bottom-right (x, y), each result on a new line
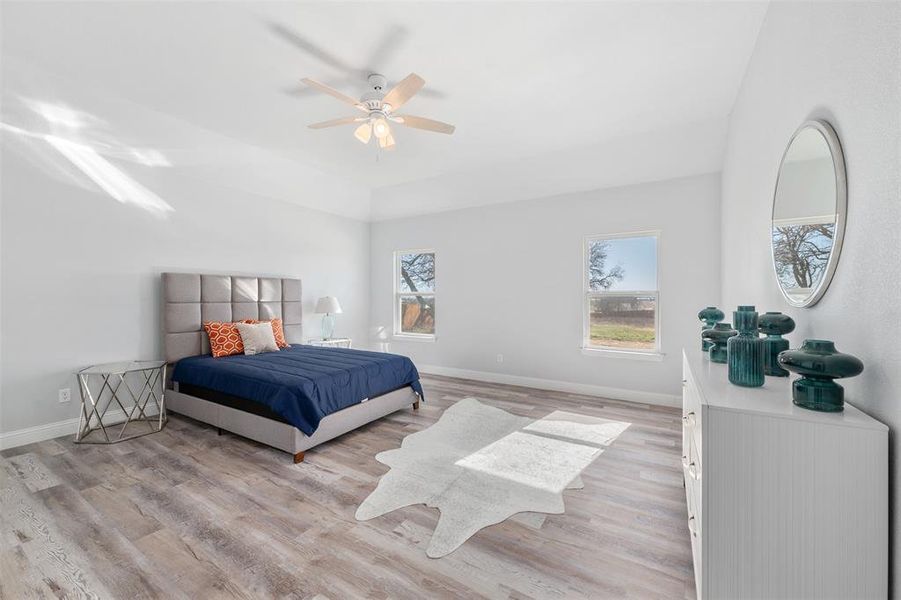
top-left (381, 73), bottom-right (425, 111)
top-left (354, 123), bottom-right (373, 144)
top-left (301, 78), bottom-right (367, 112)
top-left (394, 115), bottom-right (455, 135)
top-left (379, 132), bottom-right (396, 150)
top-left (308, 116), bottom-right (364, 129)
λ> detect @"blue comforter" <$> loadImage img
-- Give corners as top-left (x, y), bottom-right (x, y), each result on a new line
top-left (171, 345), bottom-right (423, 435)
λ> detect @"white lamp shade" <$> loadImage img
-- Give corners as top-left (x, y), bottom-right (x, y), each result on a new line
top-left (315, 296), bottom-right (343, 314)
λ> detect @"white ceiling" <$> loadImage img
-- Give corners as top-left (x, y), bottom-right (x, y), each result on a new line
top-left (1, 1), bottom-right (768, 220)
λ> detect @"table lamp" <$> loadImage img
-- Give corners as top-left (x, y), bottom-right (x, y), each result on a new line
top-left (315, 296), bottom-right (342, 340)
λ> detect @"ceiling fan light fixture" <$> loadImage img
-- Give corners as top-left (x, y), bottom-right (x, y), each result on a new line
top-left (372, 118), bottom-right (391, 140)
top-left (379, 132), bottom-right (396, 150)
top-left (354, 122), bottom-right (372, 144)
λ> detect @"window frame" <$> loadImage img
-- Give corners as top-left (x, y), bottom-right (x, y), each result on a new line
top-left (393, 248), bottom-right (437, 341)
top-left (582, 230), bottom-right (662, 359)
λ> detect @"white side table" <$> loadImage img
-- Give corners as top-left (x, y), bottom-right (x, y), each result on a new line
top-left (305, 338), bottom-right (352, 349)
top-left (75, 360), bottom-right (167, 443)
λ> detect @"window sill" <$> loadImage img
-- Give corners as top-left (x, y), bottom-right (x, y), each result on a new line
top-left (581, 347), bottom-right (665, 361)
top-left (393, 334), bottom-right (437, 343)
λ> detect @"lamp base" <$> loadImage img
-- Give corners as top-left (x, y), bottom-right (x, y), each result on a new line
top-left (321, 314), bottom-right (336, 340)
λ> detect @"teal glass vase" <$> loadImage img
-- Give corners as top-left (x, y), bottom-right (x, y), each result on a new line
top-left (702, 323), bottom-right (737, 363)
top-left (778, 340), bottom-right (864, 412)
top-left (697, 306), bottom-right (725, 351)
top-left (758, 312), bottom-right (795, 377)
top-left (727, 306), bottom-right (764, 387)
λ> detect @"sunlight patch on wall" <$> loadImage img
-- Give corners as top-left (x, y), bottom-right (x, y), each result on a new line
top-left (43, 135), bottom-right (173, 217)
top-left (1, 100), bottom-right (175, 217)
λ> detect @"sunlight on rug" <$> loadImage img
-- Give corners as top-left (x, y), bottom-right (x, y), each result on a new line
top-left (355, 398), bottom-right (630, 557)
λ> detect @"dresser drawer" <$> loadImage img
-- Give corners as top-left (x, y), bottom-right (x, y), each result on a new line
top-left (682, 362), bottom-right (703, 465)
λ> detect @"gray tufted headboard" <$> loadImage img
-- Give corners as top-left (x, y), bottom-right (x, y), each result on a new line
top-left (162, 272), bottom-right (303, 363)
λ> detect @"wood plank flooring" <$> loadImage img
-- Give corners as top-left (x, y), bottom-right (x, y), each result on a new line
top-left (1, 375), bottom-right (696, 599)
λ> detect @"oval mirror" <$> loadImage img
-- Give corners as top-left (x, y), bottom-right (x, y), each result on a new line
top-left (771, 120), bottom-right (847, 307)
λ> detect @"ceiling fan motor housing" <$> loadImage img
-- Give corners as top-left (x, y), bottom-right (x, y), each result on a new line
top-left (361, 74), bottom-right (388, 110)
top-left (368, 73), bottom-right (387, 91)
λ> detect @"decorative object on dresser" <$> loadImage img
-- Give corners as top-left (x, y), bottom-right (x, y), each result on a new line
top-left (356, 397), bottom-right (630, 557)
top-left (315, 295), bottom-right (343, 339)
top-left (771, 119), bottom-right (847, 308)
top-left (305, 337), bottom-right (352, 349)
top-left (726, 305), bottom-right (764, 387)
top-left (701, 322), bottom-right (737, 364)
top-left (758, 311), bottom-right (795, 377)
top-left (777, 339), bottom-right (864, 412)
top-left (697, 306), bottom-right (725, 351)
top-left (75, 361), bottom-right (167, 443)
top-left (682, 348), bottom-right (887, 599)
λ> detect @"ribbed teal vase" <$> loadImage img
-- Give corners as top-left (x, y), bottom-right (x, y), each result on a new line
top-left (697, 306), bottom-right (725, 351)
top-left (777, 340), bottom-right (864, 412)
top-left (702, 323), bottom-right (737, 363)
top-left (758, 312), bottom-right (795, 377)
top-left (727, 306), bottom-right (764, 387)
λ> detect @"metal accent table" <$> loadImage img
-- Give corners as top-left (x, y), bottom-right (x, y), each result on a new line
top-left (75, 360), bottom-right (167, 443)
top-left (304, 338), bottom-right (353, 349)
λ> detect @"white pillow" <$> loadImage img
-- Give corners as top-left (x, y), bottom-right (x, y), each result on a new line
top-left (235, 322), bottom-right (280, 355)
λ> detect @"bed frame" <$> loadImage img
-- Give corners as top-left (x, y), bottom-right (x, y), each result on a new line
top-left (162, 272), bottom-right (419, 463)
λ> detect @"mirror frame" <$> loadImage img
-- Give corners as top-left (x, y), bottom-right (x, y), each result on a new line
top-left (770, 119), bottom-right (847, 308)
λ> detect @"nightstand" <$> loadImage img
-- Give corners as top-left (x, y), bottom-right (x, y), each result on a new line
top-left (75, 360), bottom-right (167, 443)
top-left (305, 338), bottom-right (352, 349)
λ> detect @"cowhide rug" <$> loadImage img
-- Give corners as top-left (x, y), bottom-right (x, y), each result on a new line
top-left (355, 397), bottom-right (630, 557)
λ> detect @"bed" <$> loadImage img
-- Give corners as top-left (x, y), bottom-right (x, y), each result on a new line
top-left (162, 272), bottom-right (422, 462)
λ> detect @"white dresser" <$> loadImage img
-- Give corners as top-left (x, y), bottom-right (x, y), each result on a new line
top-left (682, 349), bottom-right (887, 599)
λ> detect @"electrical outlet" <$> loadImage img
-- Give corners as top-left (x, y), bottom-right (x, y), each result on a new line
top-left (496, 354), bottom-right (504, 363)
top-left (58, 388), bottom-right (71, 403)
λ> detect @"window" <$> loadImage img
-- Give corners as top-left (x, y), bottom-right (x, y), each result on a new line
top-left (583, 232), bottom-right (659, 354)
top-left (394, 250), bottom-right (436, 338)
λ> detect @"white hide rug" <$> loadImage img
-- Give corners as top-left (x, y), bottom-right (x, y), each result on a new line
top-left (355, 397), bottom-right (630, 558)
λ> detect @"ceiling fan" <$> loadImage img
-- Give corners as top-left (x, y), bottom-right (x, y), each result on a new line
top-left (304, 73), bottom-right (455, 150)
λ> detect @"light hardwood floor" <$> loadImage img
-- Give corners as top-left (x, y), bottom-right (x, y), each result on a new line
top-left (1, 375), bottom-right (695, 599)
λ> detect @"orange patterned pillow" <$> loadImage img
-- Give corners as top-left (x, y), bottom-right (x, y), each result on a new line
top-left (203, 321), bottom-right (245, 357)
top-left (269, 318), bottom-right (289, 348)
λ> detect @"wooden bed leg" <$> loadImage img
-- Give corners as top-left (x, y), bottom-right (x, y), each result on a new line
top-left (217, 427), bottom-right (223, 436)
top-left (293, 451), bottom-right (305, 464)
top-left (413, 400), bottom-right (420, 410)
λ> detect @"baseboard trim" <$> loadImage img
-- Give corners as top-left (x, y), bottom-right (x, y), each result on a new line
top-left (0, 408), bottom-right (138, 451)
top-left (417, 364), bottom-right (681, 408)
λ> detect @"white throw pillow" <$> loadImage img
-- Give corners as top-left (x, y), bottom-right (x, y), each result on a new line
top-left (235, 322), bottom-right (280, 355)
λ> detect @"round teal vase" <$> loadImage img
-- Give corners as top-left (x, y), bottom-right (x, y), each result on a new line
top-left (758, 312), bottom-right (795, 377)
top-left (777, 340), bottom-right (864, 412)
top-left (697, 306), bottom-right (725, 351)
top-left (727, 306), bottom-right (764, 387)
top-left (702, 323), bottom-right (737, 363)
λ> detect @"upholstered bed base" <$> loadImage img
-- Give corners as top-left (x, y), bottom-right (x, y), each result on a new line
top-left (167, 383), bottom-right (419, 462)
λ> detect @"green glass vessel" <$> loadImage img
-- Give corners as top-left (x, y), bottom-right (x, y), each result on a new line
top-left (727, 306), bottom-right (764, 387)
top-left (702, 323), bottom-right (737, 363)
top-left (777, 339), bottom-right (864, 412)
top-left (758, 312), bottom-right (795, 377)
top-left (697, 306), bottom-right (725, 351)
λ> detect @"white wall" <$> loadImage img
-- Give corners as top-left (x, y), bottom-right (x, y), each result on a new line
top-left (0, 149), bottom-right (370, 436)
top-left (720, 1), bottom-right (901, 588)
top-left (370, 173), bottom-right (721, 404)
